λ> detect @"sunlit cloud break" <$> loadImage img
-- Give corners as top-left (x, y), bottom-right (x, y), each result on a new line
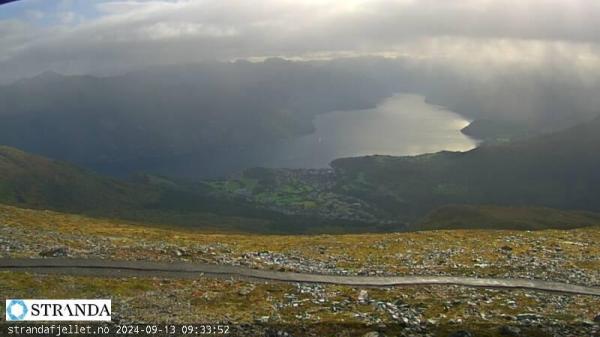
top-left (0, 0), bottom-right (599, 82)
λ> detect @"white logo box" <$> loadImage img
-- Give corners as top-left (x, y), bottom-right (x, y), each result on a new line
top-left (6, 299), bottom-right (111, 321)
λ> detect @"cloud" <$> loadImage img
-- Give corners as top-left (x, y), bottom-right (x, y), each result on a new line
top-left (1, 0), bottom-right (600, 82)
top-left (25, 10), bottom-right (45, 20)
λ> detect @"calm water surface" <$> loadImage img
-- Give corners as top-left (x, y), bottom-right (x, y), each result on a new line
top-left (263, 94), bottom-right (478, 168)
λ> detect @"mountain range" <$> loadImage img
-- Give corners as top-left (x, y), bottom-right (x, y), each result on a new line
top-left (0, 61), bottom-right (392, 178)
top-left (2, 58), bottom-right (599, 180)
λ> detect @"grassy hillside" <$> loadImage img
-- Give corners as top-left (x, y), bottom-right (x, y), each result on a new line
top-left (0, 146), bottom-right (282, 232)
top-left (0, 146), bottom-right (394, 233)
top-left (0, 145), bottom-right (158, 211)
top-left (331, 116), bottom-right (600, 222)
top-left (2, 203), bottom-right (599, 281)
top-left (417, 205), bottom-right (600, 231)
top-left (460, 119), bottom-right (533, 144)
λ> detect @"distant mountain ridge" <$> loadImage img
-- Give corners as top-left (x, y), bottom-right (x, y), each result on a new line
top-left (3, 57), bottom-right (598, 180)
top-left (0, 61), bottom-right (392, 179)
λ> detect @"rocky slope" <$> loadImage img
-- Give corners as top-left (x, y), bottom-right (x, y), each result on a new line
top-left (1, 204), bottom-right (599, 336)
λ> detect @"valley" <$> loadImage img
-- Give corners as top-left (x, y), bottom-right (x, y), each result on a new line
top-left (3, 110), bottom-right (600, 234)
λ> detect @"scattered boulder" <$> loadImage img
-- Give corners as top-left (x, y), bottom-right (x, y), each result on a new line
top-left (581, 320), bottom-right (596, 327)
top-left (357, 290), bottom-right (369, 303)
top-left (516, 313), bottom-right (543, 321)
top-left (499, 325), bottom-right (521, 336)
top-left (172, 248), bottom-right (189, 257)
top-left (448, 331), bottom-right (473, 337)
top-left (427, 318), bottom-right (438, 325)
top-left (238, 285), bottom-right (255, 296)
top-left (361, 332), bottom-right (381, 337)
top-left (39, 247), bottom-right (68, 257)
top-left (266, 330), bottom-right (291, 337)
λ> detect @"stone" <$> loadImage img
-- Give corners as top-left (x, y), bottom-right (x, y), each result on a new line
top-left (39, 247), bottom-right (68, 257)
top-left (255, 316), bottom-right (270, 324)
top-left (173, 248), bottom-right (189, 257)
top-left (448, 331), bottom-right (473, 337)
top-left (238, 286), bottom-right (254, 296)
top-left (516, 313), bottom-right (543, 321)
top-left (499, 325), bottom-right (521, 336)
top-left (361, 332), bottom-right (381, 337)
top-left (358, 289), bottom-right (369, 303)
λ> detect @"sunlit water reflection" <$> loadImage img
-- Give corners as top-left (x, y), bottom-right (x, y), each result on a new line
top-left (263, 93), bottom-right (478, 168)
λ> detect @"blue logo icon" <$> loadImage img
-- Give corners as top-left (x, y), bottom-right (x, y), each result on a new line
top-left (7, 300), bottom-right (28, 321)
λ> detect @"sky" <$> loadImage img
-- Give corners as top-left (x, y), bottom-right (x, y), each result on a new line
top-left (1, 0), bottom-right (600, 83)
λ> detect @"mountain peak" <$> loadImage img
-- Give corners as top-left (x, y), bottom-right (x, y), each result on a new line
top-left (35, 70), bottom-right (63, 80)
